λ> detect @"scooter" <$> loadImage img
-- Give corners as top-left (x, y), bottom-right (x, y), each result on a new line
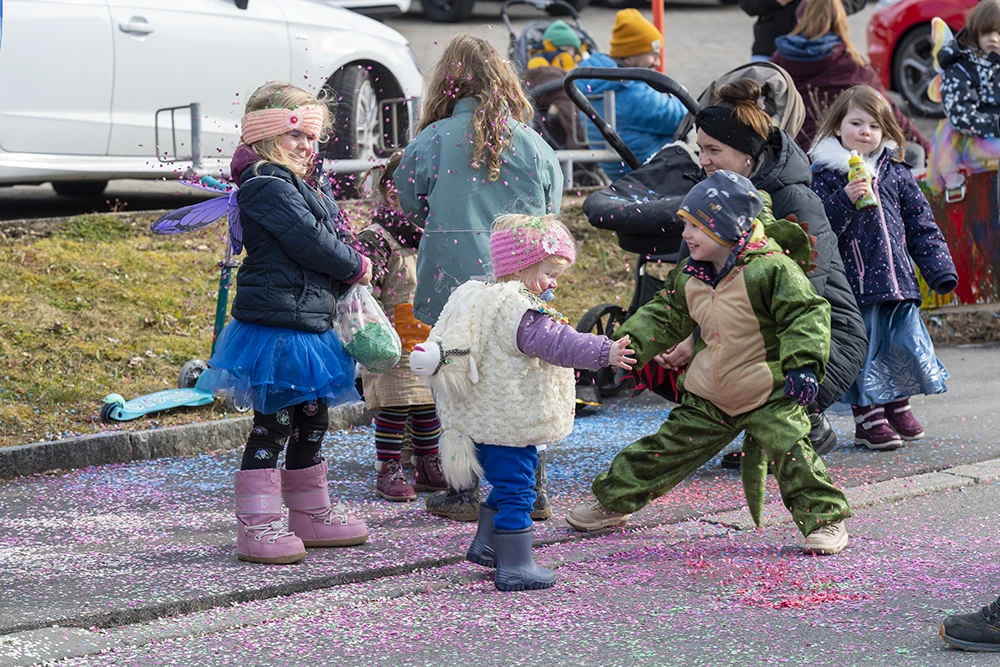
top-left (99, 176), bottom-right (251, 423)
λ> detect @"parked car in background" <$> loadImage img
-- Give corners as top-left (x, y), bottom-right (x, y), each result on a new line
top-left (867, 0), bottom-right (976, 117)
top-left (0, 0), bottom-right (422, 197)
top-left (328, 0), bottom-right (412, 19)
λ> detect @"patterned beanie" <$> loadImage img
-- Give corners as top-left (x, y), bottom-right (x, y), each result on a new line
top-left (677, 170), bottom-right (763, 247)
top-left (490, 216), bottom-right (577, 279)
top-left (609, 9), bottom-right (662, 59)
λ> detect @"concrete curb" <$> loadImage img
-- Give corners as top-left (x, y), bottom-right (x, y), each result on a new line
top-left (0, 402), bottom-right (371, 480)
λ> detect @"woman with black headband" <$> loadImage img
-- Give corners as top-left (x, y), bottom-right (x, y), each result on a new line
top-left (654, 79), bottom-right (868, 466)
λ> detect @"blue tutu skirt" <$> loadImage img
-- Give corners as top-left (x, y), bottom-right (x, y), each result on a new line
top-left (197, 319), bottom-right (359, 415)
top-left (841, 301), bottom-right (948, 407)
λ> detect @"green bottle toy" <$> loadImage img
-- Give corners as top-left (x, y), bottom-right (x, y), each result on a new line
top-left (847, 151), bottom-right (878, 211)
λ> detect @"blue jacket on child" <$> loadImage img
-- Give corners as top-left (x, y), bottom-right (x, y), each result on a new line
top-left (809, 137), bottom-right (957, 307)
top-left (574, 52), bottom-right (687, 180)
top-left (233, 154), bottom-right (365, 334)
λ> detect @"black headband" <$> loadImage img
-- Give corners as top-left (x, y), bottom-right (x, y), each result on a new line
top-left (695, 105), bottom-right (768, 158)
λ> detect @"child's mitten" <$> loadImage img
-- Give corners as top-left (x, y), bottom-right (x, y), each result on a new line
top-left (784, 368), bottom-right (818, 406)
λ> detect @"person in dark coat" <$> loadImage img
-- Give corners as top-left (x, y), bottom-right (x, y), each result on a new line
top-left (738, 0), bottom-right (867, 62)
top-left (771, 0), bottom-right (928, 153)
top-left (648, 79), bottom-right (868, 464)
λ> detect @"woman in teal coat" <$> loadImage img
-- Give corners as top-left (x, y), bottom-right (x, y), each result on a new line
top-left (394, 35), bottom-right (563, 328)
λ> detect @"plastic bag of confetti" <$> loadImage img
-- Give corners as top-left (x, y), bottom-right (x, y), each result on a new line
top-left (333, 284), bottom-right (402, 373)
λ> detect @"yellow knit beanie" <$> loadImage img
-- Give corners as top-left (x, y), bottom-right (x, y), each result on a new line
top-left (609, 9), bottom-right (662, 59)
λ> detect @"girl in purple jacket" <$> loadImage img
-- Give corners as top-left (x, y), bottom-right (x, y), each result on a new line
top-left (809, 86), bottom-right (958, 452)
top-left (409, 214), bottom-right (635, 591)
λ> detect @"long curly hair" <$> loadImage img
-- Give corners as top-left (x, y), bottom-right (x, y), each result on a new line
top-left (419, 35), bottom-right (534, 182)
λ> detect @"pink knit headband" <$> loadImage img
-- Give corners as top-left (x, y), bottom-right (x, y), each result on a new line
top-left (241, 104), bottom-right (324, 145)
top-left (490, 218), bottom-right (576, 279)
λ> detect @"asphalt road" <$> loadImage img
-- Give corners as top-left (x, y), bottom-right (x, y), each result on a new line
top-left (1, 0), bottom-right (937, 222)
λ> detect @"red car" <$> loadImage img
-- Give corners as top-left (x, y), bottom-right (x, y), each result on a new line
top-left (867, 0), bottom-right (977, 117)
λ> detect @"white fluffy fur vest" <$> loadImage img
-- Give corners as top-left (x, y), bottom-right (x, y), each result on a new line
top-left (423, 281), bottom-right (575, 490)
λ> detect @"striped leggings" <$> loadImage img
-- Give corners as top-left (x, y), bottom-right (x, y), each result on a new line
top-left (374, 404), bottom-right (441, 462)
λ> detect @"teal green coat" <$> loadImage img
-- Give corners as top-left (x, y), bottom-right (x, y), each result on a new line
top-left (394, 97), bottom-right (563, 325)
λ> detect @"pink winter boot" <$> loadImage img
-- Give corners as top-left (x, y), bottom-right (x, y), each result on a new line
top-left (851, 405), bottom-right (903, 451)
top-left (280, 459), bottom-right (369, 547)
top-left (883, 399), bottom-right (925, 440)
top-left (234, 468), bottom-right (307, 565)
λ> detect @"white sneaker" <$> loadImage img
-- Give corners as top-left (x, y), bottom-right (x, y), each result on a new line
top-left (565, 499), bottom-right (631, 532)
top-left (802, 520), bottom-right (848, 555)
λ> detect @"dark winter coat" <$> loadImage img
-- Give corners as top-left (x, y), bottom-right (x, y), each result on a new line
top-left (771, 34), bottom-right (928, 151)
top-left (232, 160), bottom-right (365, 333)
top-left (938, 33), bottom-right (1000, 137)
top-left (809, 137), bottom-right (958, 307)
top-left (738, 0), bottom-right (867, 58)
top-left (748, 129), bottom-right (868, 411)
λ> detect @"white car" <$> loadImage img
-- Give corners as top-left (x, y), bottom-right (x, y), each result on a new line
top-left (327, 0), bottom-right (411, 20)
top-left (0, 0), bottom-right (422, 196)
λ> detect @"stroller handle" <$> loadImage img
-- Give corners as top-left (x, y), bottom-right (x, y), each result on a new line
top-left (564, 67), bottom-right (701, 170)
top-left (501, 0), bottom-right (583, 38)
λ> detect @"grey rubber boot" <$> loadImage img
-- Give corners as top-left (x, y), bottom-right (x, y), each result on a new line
top-left (530, 450), bottom-right (553, 521)
top-left (466, 503), bottom-right (497, 568)
top-left (492, 526), bottom-right (556, 592)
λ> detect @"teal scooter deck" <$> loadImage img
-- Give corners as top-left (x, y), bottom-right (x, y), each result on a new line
top-left (100, 388), bottom-right (215, 423)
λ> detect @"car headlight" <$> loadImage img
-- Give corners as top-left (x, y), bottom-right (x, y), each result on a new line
top-left (874, 0), bottom-right (904, 9)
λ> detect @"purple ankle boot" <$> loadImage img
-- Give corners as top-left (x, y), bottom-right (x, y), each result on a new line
top-left (281, 459), bottom-right (369, 547)
top-left (851, 405), bottom-right (903, 451)
top-left (883, 399), bottom-right (925, 440)
top-left (234, 468), bottom-right (307, 565)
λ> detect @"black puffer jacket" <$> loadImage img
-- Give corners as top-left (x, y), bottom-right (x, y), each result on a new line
top-left (233, 162), bottom-right (364, 333)
top-left (751, 130), bottom-right (868, 411)
top-left (938, 31), bottom-right (1000, 137)
top-left (738, 0), bottom-right (868, 58)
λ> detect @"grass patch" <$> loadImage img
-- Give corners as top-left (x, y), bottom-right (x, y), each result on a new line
top-left (0, 198), bottom-right (634, 448)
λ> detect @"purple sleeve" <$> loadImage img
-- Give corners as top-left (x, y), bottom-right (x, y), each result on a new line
top-left (516, 310), bottom-right (612, 370)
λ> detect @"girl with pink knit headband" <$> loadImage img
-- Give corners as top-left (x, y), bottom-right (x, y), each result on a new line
top-left (203, 82), bottom-right (374, 565)
top-left (408, 213), bottom-right (635, 591)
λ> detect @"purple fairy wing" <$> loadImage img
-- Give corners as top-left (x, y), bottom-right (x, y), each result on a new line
top-left (227, 193), bottom-right (243, 255)
top-left (150, 196), bottom-right (230, 235)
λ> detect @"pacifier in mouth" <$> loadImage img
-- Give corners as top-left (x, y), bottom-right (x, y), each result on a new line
top-left (539, 288), bottom-right (556, 302)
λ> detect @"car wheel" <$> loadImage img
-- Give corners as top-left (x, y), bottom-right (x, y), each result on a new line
top-left (422, 0), bottom-right (475, 22)
top-left (52, 181), bottom-right (108, 198)
top-left (323, 65), bottom-right (388, 198)
top-left (893, 24), bottom-right (944, 118)
top-left (546, 0), bottom-right (589, 16)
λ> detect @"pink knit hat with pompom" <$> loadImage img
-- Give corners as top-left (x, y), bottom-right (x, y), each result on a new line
top-left (489, 217), bottom-right (576, 279)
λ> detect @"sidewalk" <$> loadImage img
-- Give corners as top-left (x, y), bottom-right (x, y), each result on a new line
top-left (0, 346), bottom-right (997, 656)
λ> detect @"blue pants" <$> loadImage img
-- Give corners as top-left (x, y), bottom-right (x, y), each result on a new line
top-left (476, 444), bottom-right (538, 531)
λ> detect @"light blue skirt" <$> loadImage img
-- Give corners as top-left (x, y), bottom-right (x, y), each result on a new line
top-left (841, 301), bottom-right (948, 407)
top-left (197, 319), bottom-right (358, 415)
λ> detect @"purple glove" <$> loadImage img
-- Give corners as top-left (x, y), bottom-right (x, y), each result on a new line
top-left (784, 368), bottom-right (818, 406)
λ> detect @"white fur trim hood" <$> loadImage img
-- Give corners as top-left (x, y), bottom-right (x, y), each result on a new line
top-left (809, 136), bottom-right (898, 175)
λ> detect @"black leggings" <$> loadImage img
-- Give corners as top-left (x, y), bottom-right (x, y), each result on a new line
top-left (240, 400), bottom-right (329, 471)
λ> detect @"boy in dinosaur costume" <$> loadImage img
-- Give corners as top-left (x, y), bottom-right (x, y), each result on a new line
top-left (566, 170), bottom-right (852, 555)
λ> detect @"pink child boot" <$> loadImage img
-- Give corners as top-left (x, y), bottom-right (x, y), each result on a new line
top-left (280, 459), bottom-right (369, 547)
top-left (851, 405), bottom-right (903, 451)
top-left (883, 398), bottom-right (925, 440)
top-left (234, 468), bottom-right (307, 565)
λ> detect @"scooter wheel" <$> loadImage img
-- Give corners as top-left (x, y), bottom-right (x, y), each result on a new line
top-left (99, 402), bottom-right (118, 424)
top-left (224, 390), bottom-right (253, 414)
top-left (178, 359), bottom-right (208, 389)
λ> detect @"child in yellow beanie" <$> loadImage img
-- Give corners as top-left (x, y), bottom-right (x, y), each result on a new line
top-left (609, 8), bottom-right (662, 69)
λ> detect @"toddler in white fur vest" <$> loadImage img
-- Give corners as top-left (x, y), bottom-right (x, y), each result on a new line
top-left (409, 213), bottom-right (635, 592)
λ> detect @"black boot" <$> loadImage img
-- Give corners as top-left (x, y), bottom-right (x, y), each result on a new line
top-left (492, 527), bottom-right (556, 592)
top-left (808, 411), bottom-right (838, 457)
top-left (425, 482), bottom-right (480, 522)
top-left (941, 595), bottom-right (1000, 652)
top-left (530, 450), bottom-right (552, 521)
top-left (466, 503), bottom-right (497, 568)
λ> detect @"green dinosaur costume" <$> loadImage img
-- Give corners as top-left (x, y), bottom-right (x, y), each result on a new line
top-left (597, 214), bottom-right (851, 537)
